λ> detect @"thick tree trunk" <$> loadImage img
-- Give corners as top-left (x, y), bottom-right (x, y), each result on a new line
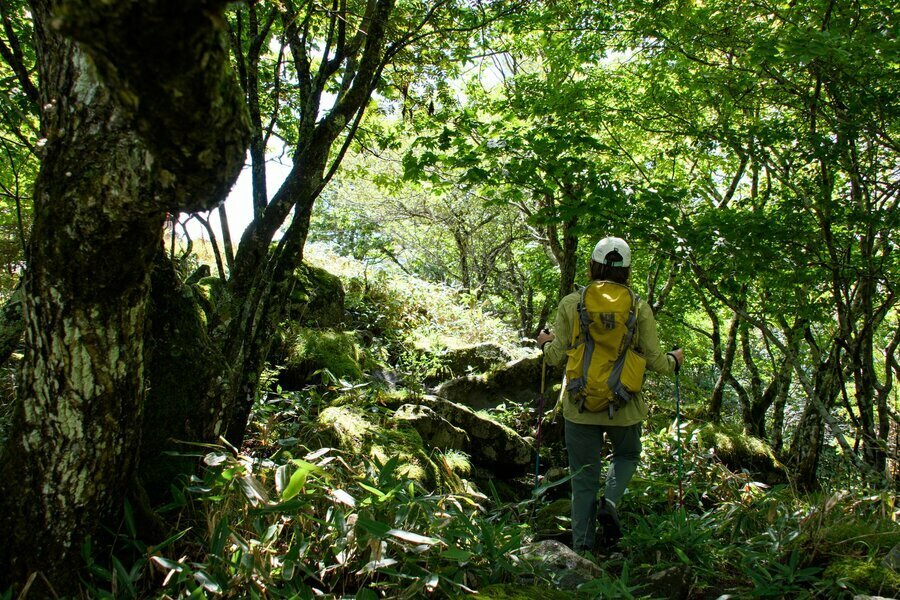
top-left (0, 0), bottom-right (248, 591)
top-left (0, 16), bottom-right (159, 586)
top-left (140, 253), bottom-right (235, 501)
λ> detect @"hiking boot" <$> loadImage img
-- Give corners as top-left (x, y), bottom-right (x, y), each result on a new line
top-left (596, 497), bottom-right (622, 544)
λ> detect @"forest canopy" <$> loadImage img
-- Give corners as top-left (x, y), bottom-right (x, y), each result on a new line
top-left (0, 0), bottom-right (897, 597)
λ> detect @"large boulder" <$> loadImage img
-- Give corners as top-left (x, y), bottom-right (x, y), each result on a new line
top-left (285, 263), bottom-right (345, 328)
top-left (420, 395), bottom-right (532, 471)
top-left (435, 354), bottom-right (563, 410)
top-left (394, 404), bottom-right (469, 451)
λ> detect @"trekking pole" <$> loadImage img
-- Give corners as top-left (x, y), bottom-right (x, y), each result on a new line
top-left (672, 345), bottom-right (684, 508)
top-left (533, 353), bottom-right (547, 493)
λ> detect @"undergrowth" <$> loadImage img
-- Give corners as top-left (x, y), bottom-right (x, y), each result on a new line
top-left (70, 248), bottom-right (899, 599)
top-left (74, 378), bottom-right (900, 599)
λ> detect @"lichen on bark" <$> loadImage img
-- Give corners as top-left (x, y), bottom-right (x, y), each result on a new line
top-left (0, 0), bottom-right (250, 592)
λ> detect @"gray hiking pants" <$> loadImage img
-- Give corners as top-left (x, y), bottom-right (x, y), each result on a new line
top-left (565, 419), bottom-right (642, 550)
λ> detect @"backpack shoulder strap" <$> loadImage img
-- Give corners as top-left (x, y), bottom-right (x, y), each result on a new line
top-left (575, 284), bottom-right (592, 344)
top-left (566, 284), bottom-right (595, 410)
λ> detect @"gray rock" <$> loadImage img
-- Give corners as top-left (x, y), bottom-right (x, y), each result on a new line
top-left (421, 395), bottom-right (532, 470)
top-left (883, 542), bottom-right (900, 572)
top-left (645, 565), bottom-right (692, 600)
top-left (520, 539), bottom-right (604, 590)
top-left (435, 353), bottom-right (564, 410)
top-left (852, 596), bottom-right (897, 600)
top-left (442, 342), bottom-right (512, 375)
top-left (394, 404), bottom-right (469, 450)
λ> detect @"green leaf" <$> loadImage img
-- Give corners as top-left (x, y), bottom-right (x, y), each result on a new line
top-left (440, 547), bottom-right (473, 562)
top-left (387, 529), bottom-right (441, 546)
top-left (203, 452), bottom-right (229, 467)
top-left (356, 516), bottom-right (392, 538)
top-left (674, 547), bottom-right (691, 564)
top-left (150, 556), bottom-right (184, 572)
top-left (193, 570), bottom-right (222, 593)
top-left (123, 499), bottom-right (137, 540)
top-left (282, 460), bottom-right (320, 500)
top-left (358, 482), bottom-right (387, 500)
top-left (329, 488), bottom-right (356, 507)
top-left (111, 556), bottom-right (136, 598)
top-left (239, 473), bottom-right (270, 506)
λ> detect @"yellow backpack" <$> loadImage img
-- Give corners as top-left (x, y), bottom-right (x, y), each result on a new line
top-left (565, 281), bottom-right (647, 417)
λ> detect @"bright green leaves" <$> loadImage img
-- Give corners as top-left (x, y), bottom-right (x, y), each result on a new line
top-left (279, 459), bottom-right (323, 501)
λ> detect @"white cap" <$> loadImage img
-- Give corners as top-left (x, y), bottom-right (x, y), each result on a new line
top-left (592, 236), bottom-right (631, 267)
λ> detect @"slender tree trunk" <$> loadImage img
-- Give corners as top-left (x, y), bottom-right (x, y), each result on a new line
top-left (788, 345), bottom-right (842, 490)
top-left (710, 311), bottom-right (740, 423)
top-left (771, 368), bottom-right (792, 454)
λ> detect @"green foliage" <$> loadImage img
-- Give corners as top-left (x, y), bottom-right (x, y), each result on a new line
top-left (0, 0), bottom-right (36, 295)
top-left (0, 357), bottom-right (16, 452)
top-left (282, 327), bottom-right (365, 383)
top-left (70, 243), bottom-right (900, 599)
top-left (119, 436), bottom-right (539, 598)
top-left (478, 583), bottom-right (577, 599)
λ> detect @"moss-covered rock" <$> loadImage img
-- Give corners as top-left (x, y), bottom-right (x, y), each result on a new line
top-left (285, 263), bottom-right (345, 328)
top-left (477, 584), bottom-right (577, 599)
top-left (820, 521), bottom-right (900, 557)
top-left (421, 395), bottom-right (533, 472)
top-left (192, 275), bottom-right (228, 328)
top-left (277, 329), bottom-right (364, 390)
top-left (534, 498), bottom-right (572, 533)
top-left (318, 405), bottom-right (430, 484)
top-left (823, 557), bottom-right (900, 595)
top-left (435, 354), bottom-right (564, 410)
top-left (698, 423), bottom-right (787, 484)
top-left (316, 404), bottom-right (477, 494)
top-left (394, 403), bottom-right (470, 451)
top-left (413, 340), bottom-right (513, 384)
top-left (520, 540), bottom-right (605, 590)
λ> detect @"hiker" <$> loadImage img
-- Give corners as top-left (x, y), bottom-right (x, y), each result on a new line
top-left (537, 236), bottom-right (684, 554)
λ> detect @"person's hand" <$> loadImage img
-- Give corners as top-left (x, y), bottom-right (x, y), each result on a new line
top-left (669, 347), bottom-right (684, 370)
top-left (537, 329), bottom-right (554, 349)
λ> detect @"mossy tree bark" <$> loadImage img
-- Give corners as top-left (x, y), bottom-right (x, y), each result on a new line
top-left (0, 0), bottom-right (248, 591)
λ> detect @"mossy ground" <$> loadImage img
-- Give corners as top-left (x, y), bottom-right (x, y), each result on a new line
top-left (823, 558), bottom-right (900, 596)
